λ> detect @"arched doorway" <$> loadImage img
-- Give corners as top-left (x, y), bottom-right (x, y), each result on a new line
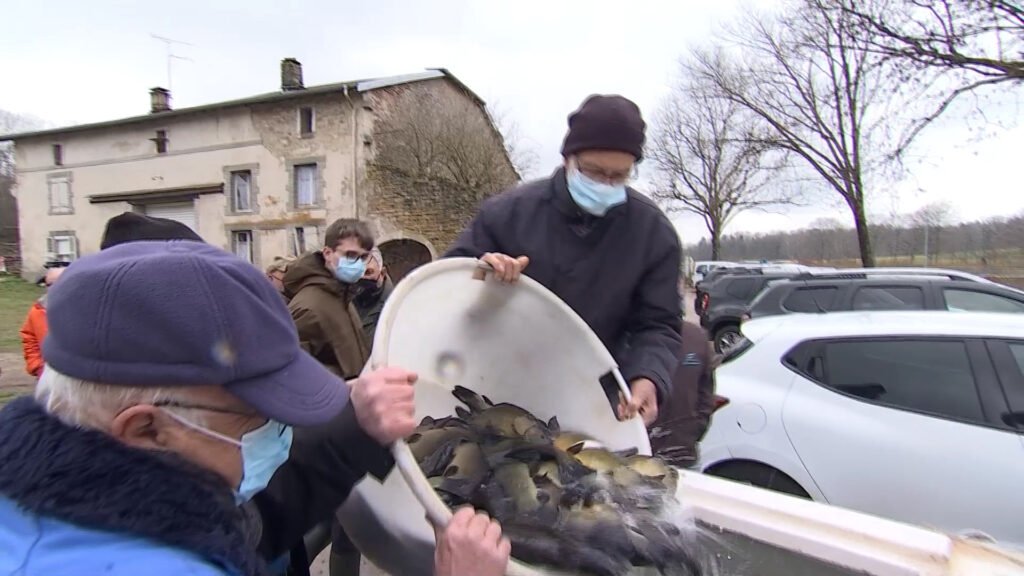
top-left (379, 239), bottom-right (432, 283)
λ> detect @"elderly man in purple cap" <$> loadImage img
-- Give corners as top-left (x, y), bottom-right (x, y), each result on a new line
top-left (446, 94), bottom-right (683, 427)
top-left (0, 241), bottom-right (510, 576)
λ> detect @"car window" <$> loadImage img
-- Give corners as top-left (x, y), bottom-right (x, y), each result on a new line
top-left (1010, 343), bottom-right (1024, 379)
top-left (696, 265), bottom-right (708, 274)
top-left (783, 287), bottom-right (839, 313)
top-left (821, 339), bottom-right (984, 423)
top-left (851, 286), bottom-right (925, 311)
top-left (943, 289), bottom-right (1024, 313)
top-left (726, 278), bottom-right (757, 300)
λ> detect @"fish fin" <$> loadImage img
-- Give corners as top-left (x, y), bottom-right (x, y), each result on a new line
top-left (482, 394), bottom-right (495, 406)
top-left (419, 416), bottom-right (435, 426)
top-left (613, 447), bottom-right (639, 458)
top-left (547, 416), bottom-right (560, 434)
top-left (438, 477), bottom-right (477, 500)
top-left (454, 406), bottom-right (472, 419)
top-left (451, 385), bottom-right (488, 412)
top-left (420, 441), bottom-right (459, 477)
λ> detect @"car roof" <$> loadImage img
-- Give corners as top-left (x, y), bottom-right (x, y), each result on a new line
top-left (741, 310), bottom-right (1024, 342)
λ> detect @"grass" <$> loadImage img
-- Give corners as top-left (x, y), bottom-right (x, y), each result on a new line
top-left (0, 275), bottom-right (44, 353)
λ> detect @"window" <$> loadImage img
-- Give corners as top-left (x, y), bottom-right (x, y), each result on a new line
top-left (47, 233), bottom-right (78, 262)
top-left (944, 289), bottom-right (1024, 314)
top-left (852, 286), bottom-right (925, 311)
top-left (48, 177), bottom-right (72, 214)
top-left (822, 339), bottom-right (984, 423)
top-left (783, 287), bottom-right (839, 313)
top-left (290, 225), bottom-right (319, 256)
top-left (232, 230), bottom-right (254, 263)
top-left (294, 164), bottom-right (317, 207)
top-left (231, 171), bottom-right (253, 212)
top-left (153, 130), bottom-right (168, 154)
top-left (1011, 344), bottom-right (1024, 379)
top-left (725, 278), bottom-right (758, 300)
top-left (52, 144), bottom-right (63, 166)
top-left (299, 107), bottom-right (315, 136)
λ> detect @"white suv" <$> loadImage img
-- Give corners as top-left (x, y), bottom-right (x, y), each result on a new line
top-left (699, 311), bottom-right (1024, 549)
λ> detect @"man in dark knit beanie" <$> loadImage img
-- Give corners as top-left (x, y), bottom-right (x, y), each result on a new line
top-left (100, 212), bottom-right (203, 250)
top-left (446, 94), bottom-right (683, 427)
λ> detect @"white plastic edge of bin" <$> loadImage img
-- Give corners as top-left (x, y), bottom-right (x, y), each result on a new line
top-left (677, 469), bottom-right (1024, 576)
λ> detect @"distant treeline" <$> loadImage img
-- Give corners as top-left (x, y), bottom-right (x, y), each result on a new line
top-left (686, 213), bottom-right (1024, 270)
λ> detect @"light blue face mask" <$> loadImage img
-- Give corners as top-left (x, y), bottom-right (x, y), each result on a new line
top-left (334, 256), bottom-right (367, 284)
top-left (165, 411), bottom-right (294, 505)
top-left (566, 167), bottom-right (628, 217)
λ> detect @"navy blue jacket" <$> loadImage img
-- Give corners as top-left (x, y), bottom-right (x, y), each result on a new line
top-left (445, 168), bottom-right (683, 402)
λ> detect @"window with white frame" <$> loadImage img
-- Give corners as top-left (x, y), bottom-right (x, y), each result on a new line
top-left (48, 177), bottom-right (72, 214)
top-left (232, 230), bottom-right (254, 263)
top-left (47, 233), bottom-right (78, 262)
top-left (231, 170), bottom-right (253, 212)
top-left (294, 164), bottom-right (317, 207)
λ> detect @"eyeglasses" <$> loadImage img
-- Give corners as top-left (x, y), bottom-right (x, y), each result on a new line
top-left (575, 160), bottom-right (639, 185)
top-left (154, 400), bottom-right (263, 421)
top-left (339, 250), bottom-right (371, 263)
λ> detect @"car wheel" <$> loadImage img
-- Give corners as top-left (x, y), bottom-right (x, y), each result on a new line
top-left (706, 461), bottom-right (811, 499)
top-left (714, 324), bottom-right (742, 354)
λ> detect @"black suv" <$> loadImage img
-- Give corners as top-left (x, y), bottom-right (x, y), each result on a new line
top-left (746, 275), bottom-right (1024, 320)
top-left (700, 272), bottom-right (801, 352)
top-left (694, 267), bottom-right (763, 316)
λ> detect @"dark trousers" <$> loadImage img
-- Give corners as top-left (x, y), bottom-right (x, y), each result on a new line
top-left (329, 519), bottom-right (361, 576)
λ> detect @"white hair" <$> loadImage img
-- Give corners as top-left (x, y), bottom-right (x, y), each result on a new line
top-left (36, 365), bottom-right (205, 431)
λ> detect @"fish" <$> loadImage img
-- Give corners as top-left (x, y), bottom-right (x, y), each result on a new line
top-left (437, 441), bottom-right (488, 502)
top-left (626, 454), bottom-right (680, 493)
top-left (553, 431), bottom-right (592, 452)
top-left (452, 385), bottom-right (558, 442)
top-left (416, 415), bottom-right (470, 432)
top-left (501, 522), bottom-right (633, 576)
top-left (408, 427), bottom-right (476, 477)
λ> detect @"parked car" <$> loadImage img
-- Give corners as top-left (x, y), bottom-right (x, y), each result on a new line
top-left (694, 267), bottom-right (765, 317)
top-left (745, 275), bottom-right (1024, 320)
top-left (692, 260), bottom-right (739, 285)
top-left (699, 311), bottom-right (1024, 549)
top-left (699, 272), bottom-right (802, 351)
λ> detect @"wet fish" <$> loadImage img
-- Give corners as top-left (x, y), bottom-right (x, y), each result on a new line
top-left (438, 442), bottom-right (487, 502)
top-left (626, 454), bottom-right (680, 493)
top-left (408, 427), bottom-right (474, 471)
top-left (452, 386), bottom-right (558, 442)
top-left (502, 522), bottom-right (633, 576)
top-left (553, 431), bottom-right (592, 452)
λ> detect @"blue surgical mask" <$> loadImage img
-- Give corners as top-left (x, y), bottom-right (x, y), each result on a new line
top-left (334, 257), bottom-right (367, 284)
top-left (566, 167), bottom-right (627, 217)
top-left (164, 411), bottom-right (293, 505)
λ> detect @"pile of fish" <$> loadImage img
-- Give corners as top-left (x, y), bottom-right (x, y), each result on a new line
top-left (408, 386), bottom-right (703, 576)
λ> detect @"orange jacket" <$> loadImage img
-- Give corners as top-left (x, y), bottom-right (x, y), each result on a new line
top-left (20, 299), bottom-right (48, 377)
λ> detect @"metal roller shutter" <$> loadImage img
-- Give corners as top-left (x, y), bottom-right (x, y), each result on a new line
top-left (143, 201), bottom-right (197, 232)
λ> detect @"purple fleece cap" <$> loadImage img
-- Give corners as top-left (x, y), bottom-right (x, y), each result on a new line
top-left (42, 241), bottom-right (349, 426)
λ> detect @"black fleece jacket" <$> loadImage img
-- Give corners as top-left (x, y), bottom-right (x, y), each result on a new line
top-left (445, 167), bottom-right (683, 402)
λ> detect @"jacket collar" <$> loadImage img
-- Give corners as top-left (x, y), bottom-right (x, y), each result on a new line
top-left (0, 397), bottom-right (265, 576)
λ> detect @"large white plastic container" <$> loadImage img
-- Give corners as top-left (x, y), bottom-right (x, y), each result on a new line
top-left (338, 258), bottom-right (649, 576)
top-left (338, 258), bottom-right (1024, 576)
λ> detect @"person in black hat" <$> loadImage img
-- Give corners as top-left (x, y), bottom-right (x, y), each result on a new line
top-left (100, 211), bottom-right (203, 249)
top-left (445, 94), bottom-right (683, 427)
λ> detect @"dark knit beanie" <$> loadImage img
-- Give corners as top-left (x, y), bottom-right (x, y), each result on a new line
top-left (560, 94), bottom-right (646, 160)
top-left (100, 212), bottom-right (203, 250)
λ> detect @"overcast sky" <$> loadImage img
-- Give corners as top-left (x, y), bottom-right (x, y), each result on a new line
top-left (3, 0), bottom-right (1021, 244)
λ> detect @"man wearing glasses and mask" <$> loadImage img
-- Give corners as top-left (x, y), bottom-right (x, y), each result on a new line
top-left (446, 94), bottom-right (683, 427)
top-left (284, 218), bottom-right (374, 381)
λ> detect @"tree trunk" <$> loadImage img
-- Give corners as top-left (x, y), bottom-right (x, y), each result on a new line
top-left (850, 198), bottom-right (875, 267)
top-left (711, 227), bottom-right (722, 260)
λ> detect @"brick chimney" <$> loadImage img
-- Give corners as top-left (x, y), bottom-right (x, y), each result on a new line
top-left (281, 58), bottom-right (304, 91)
top-left (150, 87), bottom-right (171, 113)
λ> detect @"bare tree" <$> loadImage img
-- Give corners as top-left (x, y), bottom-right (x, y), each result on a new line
top-left (368, 86), bottom-right (519, 199)
top-left (912, 201), bottom-right (954, 264)
top-left (689, 0), bottom-right (902, 267)
top-left (649, 75), bottom-right (794, 260)
top-left (832, 0), bottom-right (1024, 152)
top-left (488, 103), bottom-right (539, 179)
